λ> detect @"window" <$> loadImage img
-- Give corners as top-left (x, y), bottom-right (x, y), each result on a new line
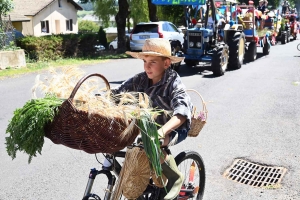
top-left (58, 0), bottom-right (62, 7)
top-left (132, 24), bottom-right (158, 34)
top-left (66, 19), bottom-right (73, 31)
top-left (162, 23), bottom-right (169, 31)
top-left (168, 23), bottom-right (179, 32)
top-left (41, 20), bottom-right (49, 33)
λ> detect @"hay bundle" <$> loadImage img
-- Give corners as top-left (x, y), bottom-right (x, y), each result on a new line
top-left (32, 67), bottom-right (158, 131)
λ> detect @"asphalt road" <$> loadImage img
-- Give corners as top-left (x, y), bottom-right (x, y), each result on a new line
top-left (0, 39), bottom-right (300, 200)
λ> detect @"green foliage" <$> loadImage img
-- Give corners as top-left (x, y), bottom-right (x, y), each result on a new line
top-left (157, 5), bottom-right (185, 26)
top-left (98, 26), bottom-right (108, 49)
top-left (0, 0), bottom-right (14, 16)
top-left (79, 20), bottom-right (99, 32)
top-left (1, 41), bottom-right (20, 51)
top-left (137, 112), bottom-right (163, 180)
top-left (6, 94), bottom-right (63, 163)
top-left (129, 0), bottom-right (149, 25)
top-left (94, 0), bottom-right (117, 28)
top-left (16, 33), bottom-right (100, 61)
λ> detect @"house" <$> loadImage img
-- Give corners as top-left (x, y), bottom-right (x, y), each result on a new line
top-left (8, 0), bottom-right (83, 36)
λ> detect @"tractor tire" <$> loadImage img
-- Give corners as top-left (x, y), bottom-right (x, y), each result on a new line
top-left (245, 42), bottom-right (257, 62)
top-left (228, 32), bottom-right (245, 70)
top-left (184, 59), bottom-right (198, 67)
top-left (286, 28), bottom-right (290, 43)
top-left (281, 31), bottom-right (287, 44)
top-left (263, 39), bottom-right (270, 55)
top-left (211, 43), bottom-right (229, 76)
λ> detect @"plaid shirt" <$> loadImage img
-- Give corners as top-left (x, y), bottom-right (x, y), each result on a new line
top-left (111, 68), bottom-right (193, 130)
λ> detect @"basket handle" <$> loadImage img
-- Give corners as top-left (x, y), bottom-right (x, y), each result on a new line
top-left (186, 89), bottom-right (208, 121)
top-left (69, 73), bottom-right (111, 100)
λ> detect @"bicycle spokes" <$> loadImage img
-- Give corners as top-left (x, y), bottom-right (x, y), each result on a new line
top-left (178, 160), bottom-right (199, 199)
top-left (189, 161), bottom-right (196, 182)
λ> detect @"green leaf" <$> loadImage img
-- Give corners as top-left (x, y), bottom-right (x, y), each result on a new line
top-left (5, 94), bottom-right (63, 163)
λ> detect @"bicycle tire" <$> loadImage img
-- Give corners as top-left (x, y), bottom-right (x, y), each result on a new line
top-left (82, 193), bottom-right (101, 200)
top-left (297, 43), bottom-right (300, 51)
top-left (175, 150), bottom-right (206, 200)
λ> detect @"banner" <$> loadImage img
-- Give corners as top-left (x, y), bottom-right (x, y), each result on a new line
top-left (151, 0), bottom-right (206, 5)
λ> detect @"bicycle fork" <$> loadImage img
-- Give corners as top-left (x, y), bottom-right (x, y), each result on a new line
top-left (83, 168), bottom-right (116, 200)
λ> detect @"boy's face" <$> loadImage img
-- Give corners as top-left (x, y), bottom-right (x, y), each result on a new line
top-left (143, 55), bottom-right (171, 84)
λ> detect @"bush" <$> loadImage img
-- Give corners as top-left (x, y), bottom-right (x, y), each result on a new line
top-left (78, 20), bottom-right (99, 33)
top-left (98, 26), bottom-right (108, 49)
top-left (17, 33), bottom-right (99, 61)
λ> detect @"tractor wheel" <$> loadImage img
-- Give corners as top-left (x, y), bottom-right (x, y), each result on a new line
top-left (184, 59), bottom-right (198, 67)
top-left (228, 32), bottom-right (245, 70)
top-left (263, 39), bottom-right (270, 55)
top-left (211, 43), bottom-right (229, 76)
top-left (245, 42), bottom-right (257, 62)
top-left (286, 28), bottom-right (290, 43)
top-left (281, 31), bottom-right (287, 44)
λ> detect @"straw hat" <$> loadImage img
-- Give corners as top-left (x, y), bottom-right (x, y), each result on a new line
top-left (125, 38), bottom-right (184, 64)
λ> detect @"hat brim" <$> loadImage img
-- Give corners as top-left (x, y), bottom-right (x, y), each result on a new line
top-left (126, 51), bottom-right (184, 64)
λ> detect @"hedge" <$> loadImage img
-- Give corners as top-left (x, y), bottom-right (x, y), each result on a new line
top-left (16, 33), bottom-right (100, 61)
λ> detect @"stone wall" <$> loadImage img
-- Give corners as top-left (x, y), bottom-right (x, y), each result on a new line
top-left (0, 49), bottom-right (26, 70)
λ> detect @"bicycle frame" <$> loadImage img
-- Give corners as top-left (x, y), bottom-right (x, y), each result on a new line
top-left (82, 144), bottom-right (205, 200)
top-left (82, 151), bottom-right (125, 200)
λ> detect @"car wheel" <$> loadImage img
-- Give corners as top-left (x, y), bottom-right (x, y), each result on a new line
top-left (110, 45), bottom-right (114, 50)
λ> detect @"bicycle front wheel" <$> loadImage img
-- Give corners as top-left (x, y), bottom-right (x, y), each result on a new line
top-left (175, 150), bottom-right (206, 200)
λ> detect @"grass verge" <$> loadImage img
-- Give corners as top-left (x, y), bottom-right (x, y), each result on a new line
top-left (0, 53), bottom-right (130, 79)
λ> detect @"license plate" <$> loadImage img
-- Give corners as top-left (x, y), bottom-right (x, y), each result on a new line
top-left (139, 35), bottom-right (150, 39)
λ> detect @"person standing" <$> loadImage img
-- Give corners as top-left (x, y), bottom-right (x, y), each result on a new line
top-left (282, 0), bottom-right (290, 14)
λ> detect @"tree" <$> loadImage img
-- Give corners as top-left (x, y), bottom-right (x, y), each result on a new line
top-left (98, 26), bottom-right (108, 48)
top-left (0, 0), bottom-right (14, 20)
top-left (129, 0), bottom-right (149, 27)
top-left (147, 0), bottom-right (158, 22)
top-left (115, 0), bottom-right (130, 53)
top-left (78, 0), bottom-right (160, 53)
top-left (157, 5), bottom-right (185, 26)
top-left (78, 20), bottom-right (99, 32)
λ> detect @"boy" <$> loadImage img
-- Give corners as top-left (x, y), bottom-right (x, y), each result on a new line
top-left (107, 38), bottom-right (193, 200)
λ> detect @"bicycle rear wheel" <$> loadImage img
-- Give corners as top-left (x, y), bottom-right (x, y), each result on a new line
top-left (175, 150), bottom-right (205, 200)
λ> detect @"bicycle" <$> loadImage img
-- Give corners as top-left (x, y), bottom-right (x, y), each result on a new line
top-left (297, 43), bottom-right (300, 51)
top-left (82, 137), bottom-right (206, 200)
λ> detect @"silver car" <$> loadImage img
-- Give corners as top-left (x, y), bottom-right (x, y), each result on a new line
top-left (129, 21), bottom-right (184, 51)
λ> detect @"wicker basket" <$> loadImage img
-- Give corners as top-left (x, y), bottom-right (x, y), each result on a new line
top-left (44, 73), bottom-right (140, 154)
top-left (186, 89), bottom-right (208, 137)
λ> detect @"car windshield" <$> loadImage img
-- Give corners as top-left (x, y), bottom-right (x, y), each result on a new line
top-left (133, 24), bottom-right (158, 33)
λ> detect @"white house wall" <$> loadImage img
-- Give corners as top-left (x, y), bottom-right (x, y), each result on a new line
top-left (22, 16), bottom-right (34, 35)
top-left (25, 0), bottom-right (79, 36)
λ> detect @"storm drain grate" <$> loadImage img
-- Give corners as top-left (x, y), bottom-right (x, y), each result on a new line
top-left (223, 159), bottom-right (287, 188)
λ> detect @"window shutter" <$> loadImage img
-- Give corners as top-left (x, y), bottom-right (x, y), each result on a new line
top-left (66, 20), bottom-right (69, 31)
top-left (46, 21), bottom-right (49, 33)
top-left (70, 19), bottom-right (73, 31)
